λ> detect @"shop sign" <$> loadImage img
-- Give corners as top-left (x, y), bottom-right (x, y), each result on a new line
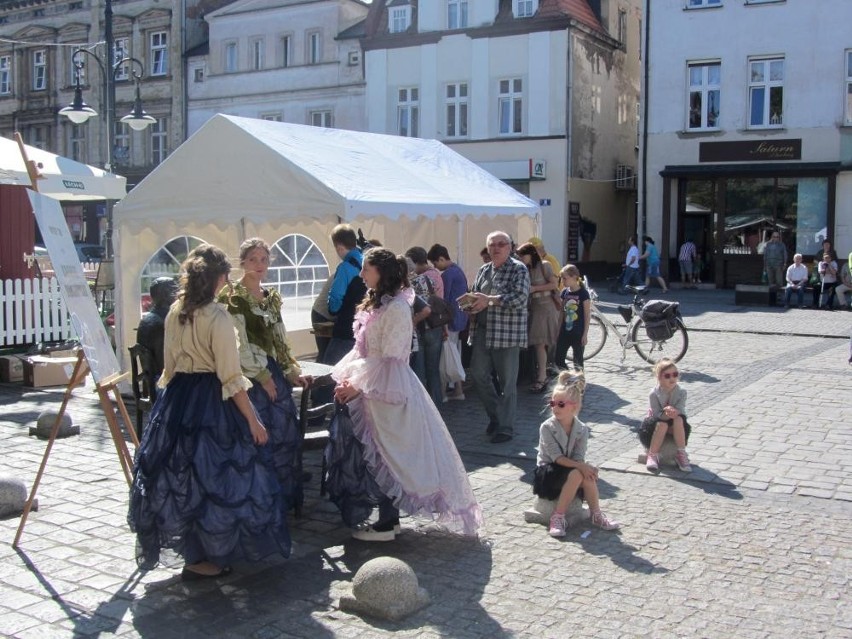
top-left (699, 139), bottom-right (801, 163)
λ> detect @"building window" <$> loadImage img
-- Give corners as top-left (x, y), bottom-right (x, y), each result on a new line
top-left (308, 31), bottom-right (321, 65)
top-left (389, 6), bottom-right (411, 33)
top-left (69, 124), bottom-right (86, 162)
top-left (281, 35), bottom-right (292, 67)
top-left (251, 38), bottom-right (264, 71)
top-left (28, 125), bottom-right (48, 149)
top-left (193, 67), bottom-right (204, 82)
top-left (687, 0), bottom-right (721, 7)
top-left (687, 62), bottom-right (720, 130)
top-left (150, 31), bottom-right (168, 76)
top-left (224, 41), bottom-right (238, 72)
top-left (498, 78), bottom-right (523, 135)
top-left (748, 57), bottom-right (783, 128)
top-left (33, 49), bottom-right (47, 90)
top-left (310, 110), bottom-right (333, 128)
top-left (447, 0), bottom-right (468, 29)
top-left (845, 49), bottom-right (852, 125)
top-left (113, 37), bottom-right (129, 81)
top-left (513, 0), bottom-right (537, 18)
top-left (151, 117), bottom-right (168, 165)
top-left (113, 121), bottom-right (130, 166)
top-left (445, 82), bottom-right (468, 138)
top-left (261, 112), bottom-right (282, 122)
top-left (618, 9), bottom-right (627, 46)
top-left (397, 87), bottom-right (419, 137)
top-left (0, 55), bottom-right (11, 94)
top-left (268, 234), bottom-right (330, 300)
top-left (69, 54), bottom-right (85, 86)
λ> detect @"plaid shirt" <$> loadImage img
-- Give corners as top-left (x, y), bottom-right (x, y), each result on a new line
top-left (469, 257), bottom-right (530, 349)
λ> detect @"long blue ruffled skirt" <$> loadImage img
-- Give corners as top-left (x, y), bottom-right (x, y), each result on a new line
top-left (248, 358), bottom-right (302, 511)
top-left (324, 403), bottom-right (387, 527)
top-left (128, 372), bottom-right (290, 569)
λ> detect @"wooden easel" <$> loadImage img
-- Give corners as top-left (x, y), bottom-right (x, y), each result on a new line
top-left (13, 350), bottom-right (140, 548)
top-left (12, 134), bottom-right (140, 548)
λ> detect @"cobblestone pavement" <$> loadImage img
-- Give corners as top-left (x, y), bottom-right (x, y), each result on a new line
top-left (0, 290), bottom-right (850, 638)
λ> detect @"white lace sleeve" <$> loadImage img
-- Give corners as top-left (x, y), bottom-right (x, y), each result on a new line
top-left (378, 298), bottom-right (413, 361)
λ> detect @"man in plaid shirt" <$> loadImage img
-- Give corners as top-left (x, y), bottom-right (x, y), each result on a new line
top-left (466, 231), bottom-right (530, 443)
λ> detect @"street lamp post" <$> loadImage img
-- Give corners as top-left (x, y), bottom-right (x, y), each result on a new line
top-left (59, 0), bottom-right (155, 258)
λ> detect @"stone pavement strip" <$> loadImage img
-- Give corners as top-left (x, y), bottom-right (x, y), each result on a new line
top-left (0, 291), bottom-right (850, 638)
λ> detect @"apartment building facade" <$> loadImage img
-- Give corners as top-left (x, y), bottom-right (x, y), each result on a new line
top-left (185, 0), bottom-right (369, 136)
top-left (641, 0), bottom-right (852, 287)
top-left (361, 0), bottom-right (642, 265)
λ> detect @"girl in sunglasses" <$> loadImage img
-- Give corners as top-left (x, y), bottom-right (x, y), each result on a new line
top-left (640, 358), bottom-right (691, 474)
top-left (533, 371), bottom-right (620, 537)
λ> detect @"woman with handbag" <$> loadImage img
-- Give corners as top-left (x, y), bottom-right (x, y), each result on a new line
top-left (517, 242), bottom-right (561, 393)
top-left (325, 248), bottom-right (482, 541)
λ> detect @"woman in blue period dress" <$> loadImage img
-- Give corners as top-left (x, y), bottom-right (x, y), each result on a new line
top-left (325, 248), bottom-right (482, 541)
top-left (128, 244), bottom-right (289, 580)
top-left (218, 238), bottom-right (310, 512)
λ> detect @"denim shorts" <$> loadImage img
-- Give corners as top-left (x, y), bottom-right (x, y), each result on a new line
top-left (647, 262), bottom-right (661, 277)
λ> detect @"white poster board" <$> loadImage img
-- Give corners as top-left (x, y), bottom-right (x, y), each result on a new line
top-left (28, 191), bottom-right (121, 384)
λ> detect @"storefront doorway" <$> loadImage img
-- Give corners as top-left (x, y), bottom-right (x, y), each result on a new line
top-left (665, 166), bottom-right (836, 288)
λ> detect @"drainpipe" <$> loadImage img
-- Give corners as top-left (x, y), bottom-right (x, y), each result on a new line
top-left (566, 29), bottom-right (573, 262)
top-left (638, 0), bottom-right (651, 243)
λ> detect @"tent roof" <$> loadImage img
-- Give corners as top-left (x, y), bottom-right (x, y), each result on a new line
top-left (115, 115), bottom-right (540, 224)
top-left (0, 135), bottom-right (127, 201)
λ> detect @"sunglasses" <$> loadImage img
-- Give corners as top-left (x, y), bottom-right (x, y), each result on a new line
top-left (662, 371), bottom-right (680, 379)
top-left (549, 399), bottom-right (578, 408)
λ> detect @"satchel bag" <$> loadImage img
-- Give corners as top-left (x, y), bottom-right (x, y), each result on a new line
top-left (423, 277), bottom-right (453, 329)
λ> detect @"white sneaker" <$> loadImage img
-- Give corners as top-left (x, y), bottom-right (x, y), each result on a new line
top-left (352, 525), bottom-right (396, 542)
top-left (548, 513), bottom-right (567, 538)
top-left (646, 452), bottom-right (660, 474)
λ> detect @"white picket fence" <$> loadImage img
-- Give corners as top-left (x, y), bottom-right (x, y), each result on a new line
top-left (0, 277), bottom-right (74, 347)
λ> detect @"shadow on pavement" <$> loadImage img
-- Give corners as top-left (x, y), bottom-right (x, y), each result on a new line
top-left (575, 533), bottom-right (670, 575)
top-left (123, 531), bottom-right (501, 637)
top-left (678, 371), bottom-right (720, 384)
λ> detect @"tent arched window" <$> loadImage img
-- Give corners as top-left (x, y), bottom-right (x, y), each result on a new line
top-left (267, 234), bottom-right (329, 299)
top-left (140, 235), bottom-right (205, 299)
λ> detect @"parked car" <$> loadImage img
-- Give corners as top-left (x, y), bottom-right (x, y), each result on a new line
top-left (75, 243), bottom-right (105, 263)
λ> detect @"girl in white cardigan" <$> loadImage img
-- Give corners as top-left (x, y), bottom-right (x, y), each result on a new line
top-left (533, 370), bottom-right (620, 538)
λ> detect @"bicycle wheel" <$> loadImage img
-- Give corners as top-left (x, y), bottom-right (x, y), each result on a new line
top-left (582, 313), bottom-right (608, 360)
top-left (631, 317), bottom-right (688, 364)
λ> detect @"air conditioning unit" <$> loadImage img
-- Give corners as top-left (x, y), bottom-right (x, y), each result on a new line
top-left (347, 50), bottom-right (361, 66)
top-left (615, 164), bottom-right (636, 190)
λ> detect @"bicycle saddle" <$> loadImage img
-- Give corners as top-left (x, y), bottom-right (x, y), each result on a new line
top-left (625, 285), bottom-right (650, 295)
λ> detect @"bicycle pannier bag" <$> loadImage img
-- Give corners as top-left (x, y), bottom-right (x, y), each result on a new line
top-left (640, 300), bottom-right (681, 341)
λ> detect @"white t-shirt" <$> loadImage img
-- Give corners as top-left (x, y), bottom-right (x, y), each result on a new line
top-left (625, 245), bottom-right (640, 270)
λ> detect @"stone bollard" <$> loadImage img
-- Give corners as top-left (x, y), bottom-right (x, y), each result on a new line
top-left (524, 496), bottom-right (588, 528)
top-left (29, 411), bottom-right (79, 440)
top-left (637, 435), bottom-right (679, 467)
top-left (0, 476), bottom-right (37, 518)
top-left (339, 557), bottom-right (430, 621)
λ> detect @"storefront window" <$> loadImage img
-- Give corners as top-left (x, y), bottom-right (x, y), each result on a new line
top-left (721, 177), bottom-right (827, 259)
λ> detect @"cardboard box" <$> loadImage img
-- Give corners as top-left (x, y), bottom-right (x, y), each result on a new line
top-left (23, 356), bottom-right (85, 388)
top-left (47, 349), bottom-right (78, 359)
top-left (0, 355), bottom-right (26, 383)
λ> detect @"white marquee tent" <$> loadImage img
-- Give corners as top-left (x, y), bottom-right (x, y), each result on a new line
top-left (114, 114), bottom-right (540, 360)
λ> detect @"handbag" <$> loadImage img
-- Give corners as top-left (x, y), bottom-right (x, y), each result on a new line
top-left (440, 339), bottom-right (465, 383)
top-left (423, 277), bottom-right (453, 329)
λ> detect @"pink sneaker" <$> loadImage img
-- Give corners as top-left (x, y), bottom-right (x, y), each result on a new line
top-left (548, 513), bottom-right (566, 537)
top-left (646, 452), bottom-right (660, 474)
top-left (675, 450), bottom-right (692, 472)
top-left (591, 510), bottom-right (620, 531)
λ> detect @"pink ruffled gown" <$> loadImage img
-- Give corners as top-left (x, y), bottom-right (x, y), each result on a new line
top-left (325, 289), bottom-right (482, 536)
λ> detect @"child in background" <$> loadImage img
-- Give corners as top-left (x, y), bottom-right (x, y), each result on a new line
top-left (533, 371), bottom-right (620, 537)
top-left (554, 265), bottom-right (591, 371)
top-left (639, 358), bottom-right (691, 474)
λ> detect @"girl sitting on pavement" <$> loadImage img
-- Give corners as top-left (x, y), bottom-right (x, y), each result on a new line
top-left (533, 371), bottom-right (620, 537)
top-left (640, 358), bottom-right (691, 474)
